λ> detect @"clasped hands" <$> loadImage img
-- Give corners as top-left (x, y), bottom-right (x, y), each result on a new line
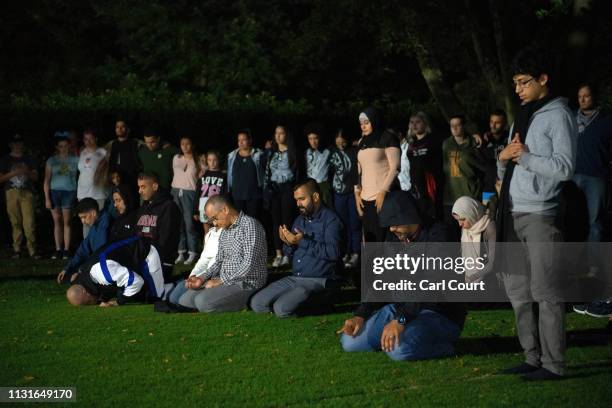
top-left (498, 133), bottom-right (529, 163)
top-left (279, 225), bottom-right (303, 246)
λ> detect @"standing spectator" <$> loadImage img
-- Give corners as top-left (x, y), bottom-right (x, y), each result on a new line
top-left (138, 130), bottom-right (180, 190)
top-left (0, 134), bottom-right (39, 259)
top-left (106, 120), bottom-right (142, 189)
top-left (194, 150), bottom-right (227, 239)
top-left (571, 83), bottom-right (612, 318)
top-left (305, 124), bottom-right (332, 205)
top-left (355, 107), bottom-right (400, 242)
top-left (171, 136), bottom-right (199, 265)
top-left (497, 46), bottom-right (577, 380)
top-left (227, 129), bottom-right (265, 218)
top-left (265, 125), bottom-right (300, 267)
top-left (329, 130), bottom-right (361, 269)
top-left (135, 172), bottom-right (181, 280)
top-left (407, 111), bottom-right (444, 220)
top-left (77, 129), bottom-right (108, 237)
top-left (442, 114), bottom-right (483, 235)
top-left (44, 136), bottom-right (79, 260)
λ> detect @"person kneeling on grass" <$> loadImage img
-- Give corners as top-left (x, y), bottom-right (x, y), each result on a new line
top-left (66, 236), bottom-right (168, 307)
top-left (163, 226), bottom-right (223, 311)
top-left (250, 178), bottom-right (343, 317)
top-left (175, 195), bottom-right (268, 312)
top-left (338, 191), bottom-right (466, 361)
top-left (57, 198), bottom-right (111, 284)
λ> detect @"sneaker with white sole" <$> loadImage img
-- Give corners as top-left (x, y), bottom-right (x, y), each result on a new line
top-left (585, 301), bottom-right (612, 318)
top-left (280, 255), bottom-right (290, 266)
top-left (184, 252), bottom-right (198, 265)
top-left (344, 253), bottom-right (359, 269)
top-left (174, 252), bottom-right (186, 264)
top-left (572, 304), bottom-right (588, 315)
top-left (342, 254), bottom-right (350, 264)
top-left (272, 255), bottom-right (282, 268)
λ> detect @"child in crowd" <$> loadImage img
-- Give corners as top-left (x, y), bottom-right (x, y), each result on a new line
top-left (194, 151), bottom-right (227, 238)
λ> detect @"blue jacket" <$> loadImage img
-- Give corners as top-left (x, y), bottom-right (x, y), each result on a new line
top-left (65, 211), bottom-right (111, 277)
top-left (284, 206), bottom-right (344, 279)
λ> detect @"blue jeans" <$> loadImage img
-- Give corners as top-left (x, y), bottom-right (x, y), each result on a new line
top-left (171, 188), bottom-right (198, 253)
top-left (333, 192), bottom-right (361, 254)
top-left (168, 279), bottom-right (189, 305)
top-left (341, 304), bottom-right (461, 361)
top-left (573, 174), bottom-right (607, 242)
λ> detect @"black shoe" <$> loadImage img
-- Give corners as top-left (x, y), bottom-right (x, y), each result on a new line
top-left (572, 303), bottom-right (588, 315)
top-left (154, 300), bottom-right (177, 313)
top-left (499, 362), bottom-right (540, 375)
top-left (585, 301), bottom-right (612, 318)
top-left (522, 367), bottom-right (562, 381)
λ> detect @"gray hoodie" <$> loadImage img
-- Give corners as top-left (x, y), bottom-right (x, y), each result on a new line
top-left (497, 97), bottom-right (577, 215)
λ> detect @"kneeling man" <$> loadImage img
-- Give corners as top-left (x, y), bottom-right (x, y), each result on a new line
top-left (251, 178), bottom-right (343, 317)
top-left (66, 236), bottom-right (166, 307)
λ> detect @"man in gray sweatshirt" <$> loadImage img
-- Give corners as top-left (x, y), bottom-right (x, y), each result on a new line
top-left (496, 46), bottom-right (577, 381)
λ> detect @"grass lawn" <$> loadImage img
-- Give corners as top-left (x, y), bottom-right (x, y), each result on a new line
top-left (1, 258), bottom-right (611, 407)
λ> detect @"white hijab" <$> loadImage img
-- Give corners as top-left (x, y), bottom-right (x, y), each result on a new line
top-left (452, 196), bottom-right (490, 243)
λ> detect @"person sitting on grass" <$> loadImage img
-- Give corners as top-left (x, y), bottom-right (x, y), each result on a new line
top-left (338, 191), bottom-right (466, 361)
top-left (57, 198), bottom-right (111, 284)
top-left (163, 225), bottom-right (223, 311)
top-left (250, 178), bottom-right (343, 317)
top-left (176, 195), bottom-right (268, 312)
top-left (66, 236), bottom-right (168, 307)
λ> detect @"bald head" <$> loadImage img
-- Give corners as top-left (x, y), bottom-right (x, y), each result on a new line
top-left (205, 195), bottom-right (234, 212)
top-left (66, 284), bottom-right (97, 306)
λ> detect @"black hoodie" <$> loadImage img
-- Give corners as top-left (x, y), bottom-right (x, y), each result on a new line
top-left (109, 184), bottom-right (139, 241)
top-left (135, 189), bottom-right (180, 266)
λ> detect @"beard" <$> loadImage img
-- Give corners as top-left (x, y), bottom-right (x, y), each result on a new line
top-left (298, 202), bottom-right (314, 216)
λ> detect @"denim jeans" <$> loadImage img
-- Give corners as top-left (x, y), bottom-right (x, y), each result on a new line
top-left (573, 174), bottom-right (607, 242)
top-left (333, 192), bottom-right (362, 254)
top-left (340, 304), bottom-right (461, 361)
top-left (171, 188), bottom-right (198, 253)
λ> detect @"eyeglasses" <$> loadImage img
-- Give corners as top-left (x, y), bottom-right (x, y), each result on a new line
top-left (513, 77), bottom-right (535, 89)
top-left (206, 211), bottom-right (222, 225)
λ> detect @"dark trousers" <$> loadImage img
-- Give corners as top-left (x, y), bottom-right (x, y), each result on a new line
top-left (233, 196), bottom-right (261, 220)
top-left (362, 200), bottom-right (386, 242)
top-left (270, 183), bottom-right (297, 251)
top-left (334, 192), bottom-right (362, 254)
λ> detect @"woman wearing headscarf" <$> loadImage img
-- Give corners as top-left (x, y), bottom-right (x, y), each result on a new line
top-left (355, 107), bottom-right (401, 242)
top-left (109, 184), bottom-right (139, 241)
top-left (451, 196), bottom-right (496, 283)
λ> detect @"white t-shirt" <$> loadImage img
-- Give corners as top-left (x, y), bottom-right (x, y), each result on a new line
top-left (77, 147), bottom-right (108, 200)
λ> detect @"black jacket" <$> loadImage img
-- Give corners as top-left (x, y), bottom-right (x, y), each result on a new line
top-left (109, 184), bottom-right (139, 241)
top-left (135, 190), bottom-right (180, 266)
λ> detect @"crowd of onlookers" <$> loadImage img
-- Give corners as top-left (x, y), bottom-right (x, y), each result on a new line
top-left (1, 46), bottom-right (611, 379)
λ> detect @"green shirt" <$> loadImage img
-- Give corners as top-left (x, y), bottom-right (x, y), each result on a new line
top-left (138, 145), bottom-right (180, 188)
top-left (442, 136), bottom-right (482, 205)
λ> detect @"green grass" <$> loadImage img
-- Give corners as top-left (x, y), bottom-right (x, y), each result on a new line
top-left (0, 260), bottom-right (611, 407)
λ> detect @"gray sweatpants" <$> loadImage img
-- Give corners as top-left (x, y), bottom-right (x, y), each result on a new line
top-left (503, 212), bottom-right (565, 375)
top-left (250, 276), bottom-right (328, 317)
top-left (178, 283), bottom-right (255, 312)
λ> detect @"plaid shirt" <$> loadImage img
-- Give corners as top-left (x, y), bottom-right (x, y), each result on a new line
top-left (203, 212), bottom-right (268, 289)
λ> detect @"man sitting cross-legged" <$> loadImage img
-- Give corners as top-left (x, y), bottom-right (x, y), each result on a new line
top-left (66, 236), bottom-right (167, 307)
top-left (176, 195), bottom-right (268, 312)
top-left (250, 178), bottom-right (343, 317)
top-left (338, 191), bottom-right (466, 361)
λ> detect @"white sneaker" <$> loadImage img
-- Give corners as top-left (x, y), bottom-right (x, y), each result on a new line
top-left (174, 252), bottom-right (186, 264)
top-left (280, 256), bottom-right (290, 266)
top-left (345, 253), bottom-right (359, 269)
top-left (272, 255), bottom-right (282, 268)
top-left (184, 252), bottom-right (198, 265)
top-left (342, 254), bottom-right (350, 264)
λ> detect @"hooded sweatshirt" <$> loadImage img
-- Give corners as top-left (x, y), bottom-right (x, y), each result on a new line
top-left (109, 184), bottom-right (139, 241)
top-left (135, 189), bottom-right (181, 266)
top-left (497, 97), bottom-right (577, 215)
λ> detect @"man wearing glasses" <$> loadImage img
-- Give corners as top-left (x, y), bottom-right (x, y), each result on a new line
top-left (177, 195), bottom-right (268, 312)
top-left (496, 46), bottom-right (577, 380)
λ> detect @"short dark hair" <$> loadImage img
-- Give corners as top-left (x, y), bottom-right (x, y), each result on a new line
top-left (510, 46), bottom-right (553, 80)
top-left (449, 114), bottom-right (466, 124)
top-left (205, 195), bottom-right (234, 212)
top-left (293, 178), bottom-right (320, 195)
top-left (83, 128), bottom-right (97, 138)
top-left (577, 82), bottom-right (597, 99)
top-left (76, 198), bottom-right (99, 214)
top-left (237, 128), bottom-right (252, 139)
top-left (490, 109), bottom-right (507, 119)
top-left (138, 172), bottom-right (159, 184)
top-left (143, 129), bottom-right (160, 139)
